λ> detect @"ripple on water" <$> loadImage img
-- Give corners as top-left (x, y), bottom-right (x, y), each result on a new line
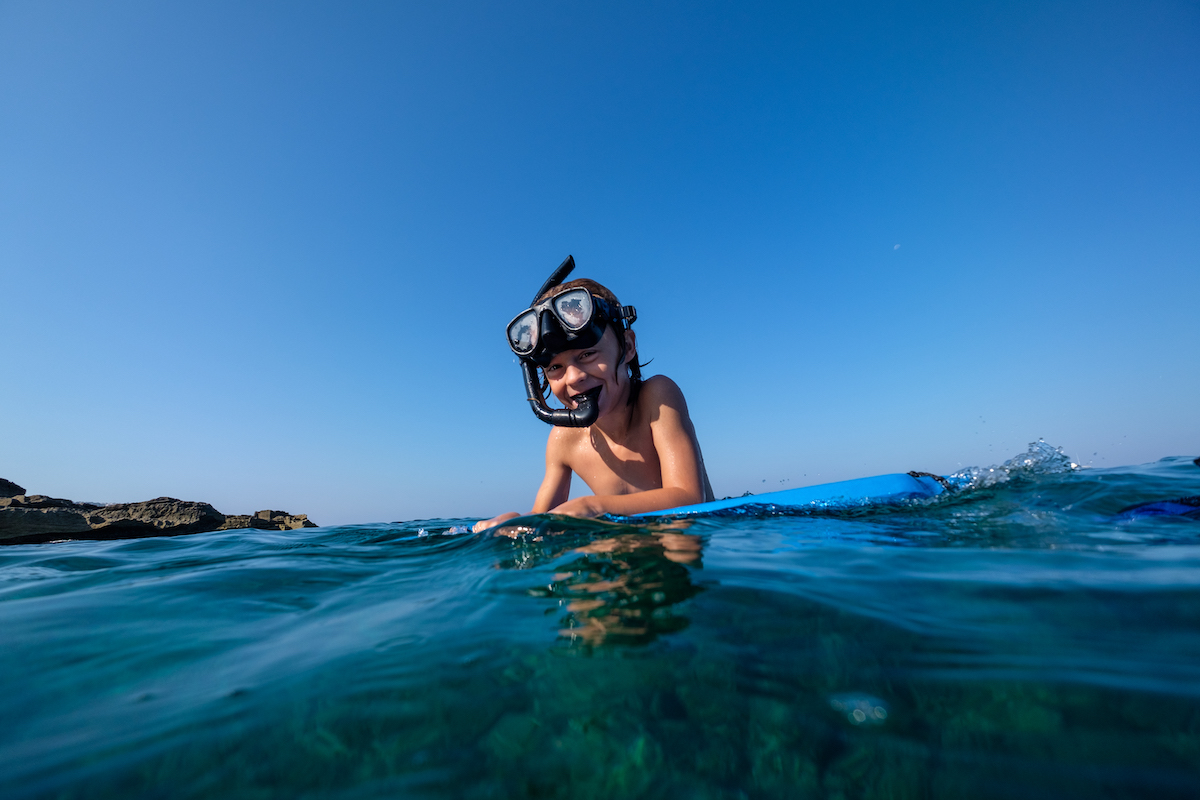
top-left (2, 449), bottom-right (1200, 799)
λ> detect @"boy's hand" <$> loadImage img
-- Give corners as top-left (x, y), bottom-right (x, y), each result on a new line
top-left (473, 512), bottom-right (520, 533)
top-left (550, 496), bottom-right (605, 519)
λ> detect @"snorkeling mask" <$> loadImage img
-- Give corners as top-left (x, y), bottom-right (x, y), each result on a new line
top-left (508, 255), bottom-right (637, 427)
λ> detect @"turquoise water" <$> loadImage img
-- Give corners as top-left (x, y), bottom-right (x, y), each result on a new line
top-left (4, 444), bottom-right (1200, 799)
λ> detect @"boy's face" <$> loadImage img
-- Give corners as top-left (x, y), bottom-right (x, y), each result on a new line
top-left (543, 327), bottom-right (634, 418)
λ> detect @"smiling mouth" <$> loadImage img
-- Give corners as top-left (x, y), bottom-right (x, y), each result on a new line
top-left (570, 387), bottom-right (603, 406)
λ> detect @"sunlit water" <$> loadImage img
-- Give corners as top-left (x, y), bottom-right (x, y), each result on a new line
top-left (4, 444), bottom-right (1200, 799)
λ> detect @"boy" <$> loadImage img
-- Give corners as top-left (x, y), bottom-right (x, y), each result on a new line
top-left (474, 257), bottom-right (714, 532)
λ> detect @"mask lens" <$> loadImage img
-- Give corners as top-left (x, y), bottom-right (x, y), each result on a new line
top-left (552, 290), bottom-right (593, 331)
top-left (507, 310), bottom-right (539, 354)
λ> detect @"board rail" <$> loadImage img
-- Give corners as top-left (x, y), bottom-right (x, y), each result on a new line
top-left (633, 472), bottom-right (947, 518)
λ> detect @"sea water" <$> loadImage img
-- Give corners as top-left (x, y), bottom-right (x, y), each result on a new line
top-left (3, 443), bottom-right (1200, 799)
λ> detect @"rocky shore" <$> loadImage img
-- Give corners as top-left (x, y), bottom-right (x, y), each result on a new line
top-left (0, 478), bottom-right (316, 545)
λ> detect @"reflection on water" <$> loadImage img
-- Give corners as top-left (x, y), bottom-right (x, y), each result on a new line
top-left (494, 515), bottom-right (704, 647)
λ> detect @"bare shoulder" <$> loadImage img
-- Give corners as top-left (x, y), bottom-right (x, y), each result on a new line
top-left (641, 374), bottom-right (688, 405)
top-left (638, 375), bottom-right (693, 419)
top-left (546, 423), bottom-right (587, 461)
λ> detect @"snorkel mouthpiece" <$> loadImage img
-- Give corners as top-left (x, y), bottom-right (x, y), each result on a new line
top-left (517, 254), bottom-right (601, 428)
top-left (521, 359), bottom-right (601, 427)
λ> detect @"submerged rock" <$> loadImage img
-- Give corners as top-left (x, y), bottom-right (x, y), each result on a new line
top-left (0, 483), bottom-right (316, 544)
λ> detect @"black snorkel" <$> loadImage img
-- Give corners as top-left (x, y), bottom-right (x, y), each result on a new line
top-left (518, 255), bottom-right (602, 427)
top-left (521, 359), bottom-right (603, 427)
top-left (531, 254), bottom-right (578, 310)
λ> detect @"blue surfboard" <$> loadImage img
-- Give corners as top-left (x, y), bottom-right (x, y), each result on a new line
top-left (634, 472), bottom-right (948, 518)
top-left (1117, 497), bottom-right (1200, 520)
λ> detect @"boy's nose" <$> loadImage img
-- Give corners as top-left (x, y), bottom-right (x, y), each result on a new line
top-left (564, 364), bottom-right (587, 384)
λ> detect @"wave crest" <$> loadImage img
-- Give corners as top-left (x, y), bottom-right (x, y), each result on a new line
top-left (949, 440), bottom-right (1080, 491)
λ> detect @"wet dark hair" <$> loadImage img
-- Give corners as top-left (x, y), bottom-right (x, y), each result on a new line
top-left (537, 278), bottom-right (647, 407)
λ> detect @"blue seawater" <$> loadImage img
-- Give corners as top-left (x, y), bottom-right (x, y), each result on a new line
top-left (4, 444), bottom-right (1200, 799)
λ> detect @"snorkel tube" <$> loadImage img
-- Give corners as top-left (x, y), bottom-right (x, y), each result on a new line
top-left (520, 255), bottom-right (602, 427)
top-left (521, 360), bottom-right (602, 427)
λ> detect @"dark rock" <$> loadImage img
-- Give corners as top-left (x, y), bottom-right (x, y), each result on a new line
top-left (2, 494), bottom-right (93, 509)
top-left (84, 498), bottom-right (226, 536)
top-left (218, 510), bottom-right (317, 531)
top-left (0, 479), bottom-right (26, 498)
top-left (0, 507), bottom-right (92, 538)
top-left (1, 496), bottom-right (226, 544)
top-left (0, 481), bottom-right (316, 544)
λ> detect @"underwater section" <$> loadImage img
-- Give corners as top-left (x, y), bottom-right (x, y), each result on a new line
top-left (2, 446), bottom-right (1200, 798)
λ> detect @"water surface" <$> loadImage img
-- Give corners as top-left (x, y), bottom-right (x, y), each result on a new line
top-left (3, 444), bottom-right (1200, 798)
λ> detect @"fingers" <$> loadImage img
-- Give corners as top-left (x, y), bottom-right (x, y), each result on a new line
top-left (474, 512), bottom-right (521, 533)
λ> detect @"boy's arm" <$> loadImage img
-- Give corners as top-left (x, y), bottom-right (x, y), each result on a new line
top-left (552, 377), bottom-right (708, 518)
top-left (530, 430), bottom-right (573, 513)
top-left (473, 431), bottom-right (574, 532)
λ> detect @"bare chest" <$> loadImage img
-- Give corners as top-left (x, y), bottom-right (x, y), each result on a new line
top-left (567, 425), bottom-right (663, 497)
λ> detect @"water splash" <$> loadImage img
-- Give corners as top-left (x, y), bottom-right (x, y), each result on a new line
top-left (948, 439), bottom-right (1080, 491)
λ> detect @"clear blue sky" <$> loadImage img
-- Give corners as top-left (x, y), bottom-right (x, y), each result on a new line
top-left (3, 0), bottom-right (1197, 525)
